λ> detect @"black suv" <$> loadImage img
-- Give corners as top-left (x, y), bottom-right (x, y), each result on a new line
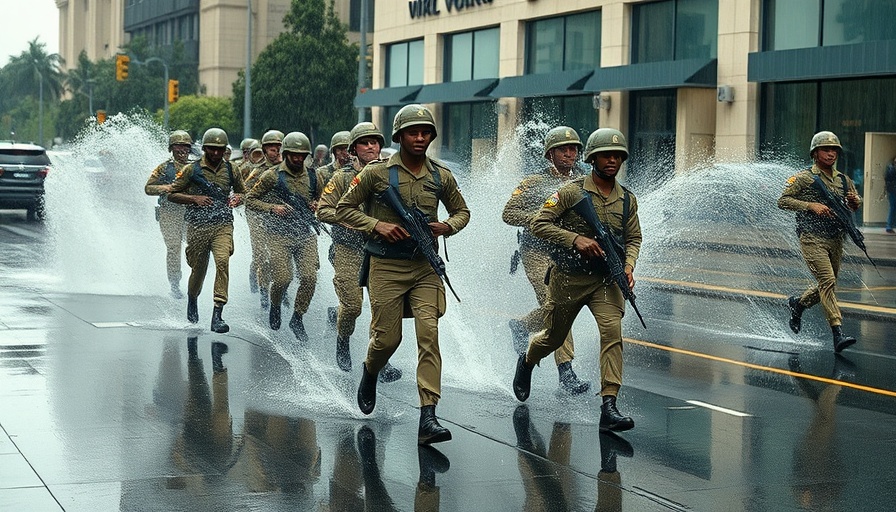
top-left (0, 141), bottom-right (50, 220)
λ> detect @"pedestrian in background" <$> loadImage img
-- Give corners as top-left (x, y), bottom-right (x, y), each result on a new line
top-left (885, 155), bottom-right (896, 234)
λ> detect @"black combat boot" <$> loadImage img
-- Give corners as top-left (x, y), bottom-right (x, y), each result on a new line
top-left (512, 405), bottom-right (537, 452)
top-left (599, 431), bottom-right (634, 473)
top-left (260, 290), bottom-right (270, 310)
top-left (210, 304), bottom-right (229, 334)
top-left (600, 395), bottom-right (634, 432)
top-left (336, 335), bottom-right (351, 372)
top-left (378, 362), bottom-right (403, 383)
top-left (788, 296), bottom-right (805, 334)
top-left (558, 361), bottom-right (591, 395)
top-left (170, 281), bottom-right (184, 300)
top-left (832, 325), bottom-right (856, 353)
top-left (357, 363), bottom-right (378, 415)
top-left (289, 313), bottom-right (308, 344)
top-left (508, 319), bottom-right (528, 355)
top-left (418, 405), bottom-right (452, 445)
top-left (211, 342), bottom-right (228, 373)
top-left (328, 306), bottom-right (338, 326)
top-left (187, 296), bottom-right (199, 324)
top-left (513, 353), bottom-right (533, 402)
top-left (418, 445), bottom-right (450, 489)
top-left (269, 305), bottom-right (281, 330)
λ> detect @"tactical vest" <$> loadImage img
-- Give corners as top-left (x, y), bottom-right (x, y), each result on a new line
top-left (184, 161), bottom-right (234, 225)
top-left (551, 185), bottom-right (630, 276)
top-left (261, 169), bottom-right (318, 237)
top-left (795, 170), bottom-right (847, 238)
top-left (364, 164), bottom-right (442, 260)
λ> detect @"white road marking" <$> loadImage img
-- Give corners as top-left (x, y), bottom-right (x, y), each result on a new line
top-left (685, 400), bottom-right (751, 417)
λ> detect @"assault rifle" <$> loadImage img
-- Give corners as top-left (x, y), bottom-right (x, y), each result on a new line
top-left (274, 184), bottom-right (330, 236)
top-left (810, 175), bottom-right (878, 270)
top-left (570, 192), bottom-right (647, 328)
top-left (378, 185), bottom-right (461, 302)
top-left (190, 171), bottom-right (228, 200)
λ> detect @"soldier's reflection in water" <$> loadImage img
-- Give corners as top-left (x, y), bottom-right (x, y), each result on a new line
top-left (513, 405), bottom-right (576, 511)
top-left (242, 408), bottom-right (321, 495)
top-left (168, 337), bottom-right (240, 491)
top-left (152, 336), bottom-right (188, 422)
top-left (596, 432), bottom-right (633, 512)
top-left (354, 424), bottom-right (449, 512)
top-left (327, 425), bottom-right (364, 510)
top-left (789, 354), bottom-right (854, 511)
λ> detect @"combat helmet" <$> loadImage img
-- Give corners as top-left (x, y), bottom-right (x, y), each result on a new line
top-left (392, 104), bottom-right (437, 143)
top-left (809, 131), bottom-right (841, 155)
top-left (330, 131), bottom-right (351, 150)
top-left (247, 139), bottom-right (262, 153)
top-left (261, 130), bottom-right (285, 146)
top-left (349, 122), bottom-right (385, 151)
top-left (281, 132), bottom-right (312, 155)
top-left (201, 128), bottom-right (229, 147)
top-left (239, 138), bottom-right (257, 152)
top-left (543, 126), bottom-right (583, 159)
top-left (169, 130), bottom-right (192, 149)
top-left (583, 128), bottom-right (629, 163)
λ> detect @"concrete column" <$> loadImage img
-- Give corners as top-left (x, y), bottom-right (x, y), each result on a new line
top-left (676, 88), bottom-right (717, 172)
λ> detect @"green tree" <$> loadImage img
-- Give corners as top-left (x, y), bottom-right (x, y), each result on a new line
top-left (3, 38), bottom-right (65, 144)
top-left (233, 0), bottom-right (357, 143)
top-left (163, 95), bottom-right (238, 142)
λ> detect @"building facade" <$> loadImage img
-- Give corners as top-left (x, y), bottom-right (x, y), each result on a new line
top-left (357, 0), bottom-right (896, 224)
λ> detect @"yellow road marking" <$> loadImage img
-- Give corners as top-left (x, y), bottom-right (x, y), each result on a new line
top-left (641, 276), bottom-right (896, 315)
top-left (626, 337), bottom-right (896, 398)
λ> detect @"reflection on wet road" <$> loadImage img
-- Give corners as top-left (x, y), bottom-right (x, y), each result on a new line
top-left (0, 212), bottom-right (895, 511)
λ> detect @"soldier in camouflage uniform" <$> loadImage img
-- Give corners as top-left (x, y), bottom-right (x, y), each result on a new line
top-left (778, 131), bottom-right (861, 353)
top-left (317, 122), bottom-right (402, 383)
top-left (167, 128), bottom-right (246, 333)
top-left (246, 132), bottom-right (325, 343)
top-left (336, 104), bottom-right (470, 445)
top-left (145, 130), bottom-right (192, 299)
top-left (503, 126), bottom-right (590, 395)
top-left (513, 128), bottom-right (641, 433)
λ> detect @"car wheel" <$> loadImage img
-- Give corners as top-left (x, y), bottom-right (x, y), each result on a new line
top-left (27, 199), bottom-right (45, 222)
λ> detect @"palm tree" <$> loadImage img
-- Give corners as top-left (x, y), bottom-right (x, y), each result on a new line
top-left (7, 37), bottom-right (65, 145)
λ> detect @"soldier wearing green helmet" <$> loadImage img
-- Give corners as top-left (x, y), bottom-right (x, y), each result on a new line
top-left (317, 121), bottom-right (400, 381)
top-left (311, 144), bottom-right (330, 171)
top-left (317, 131), bottom-right (352, 184)
top-left (779, 130), bottom-right (862, 353)
top-left (246, 131), bottom-right (326, 343)
top-left (167, 127), bottom-right (247, 334)
top-left (144, 130), bottom-right (193, 298)
top-left (335, 104), bottom-right (470, 445)
top-left (502, 126), bottom-right (590, 395)
top-left (514, 127), bottom-right (642, 433)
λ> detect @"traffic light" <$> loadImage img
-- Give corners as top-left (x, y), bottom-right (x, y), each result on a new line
top-left (96, 110), bottom-right (106, 124)
top-left (115, 54), bottom-right (130, 81)
top-left (167, 79), bottom-right (179, 103)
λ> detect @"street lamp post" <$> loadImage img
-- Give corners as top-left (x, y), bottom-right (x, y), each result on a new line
top-left (244, 0), bottom-right (253, 139)
top-left (356, 0), bottom-right (368, 123)
top-left (37, 70), bottom-right (44, 146)
top-left (135, 57), bottom-right (170, 129)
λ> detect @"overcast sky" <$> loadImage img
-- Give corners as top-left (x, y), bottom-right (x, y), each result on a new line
top-left (3, 0), bottom-right (60, 64)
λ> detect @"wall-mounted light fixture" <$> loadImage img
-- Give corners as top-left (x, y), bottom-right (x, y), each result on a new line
top-left (717, 85), bottom-right (734, 103)
top-left (495, 102), bottom-right (509, 115)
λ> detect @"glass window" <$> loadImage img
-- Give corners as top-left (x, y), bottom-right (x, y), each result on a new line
top-left (386, 40), bottom-right (423, 87)
top-left (764, 0), bottom-right (819, 50)
top-left (445, 28), bottom-right (499, 82)
top-left (822, 0), bottom-right (895, 46)
top-left (350, 0), bottom-right (375, 33)
top-left (526, 11), bottom-right (601, 74)
top-left (628, 90), bottom-right (677, 191)
top-left (443, 102), bottom-right (497, 166)
top-left (632, 0), bottom-right (717, 63)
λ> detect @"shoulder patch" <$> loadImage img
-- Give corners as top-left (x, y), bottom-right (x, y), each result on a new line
top-left (349, 174), bottom-right (362, 189)
top-left (786, 175), bottom-right (797, 185)
top-left (511, 188), bottom-right (523, 196)
top-left (323, 181), bottom-right (336, 195)
top-left (544, 192), bottom-right (560, 208)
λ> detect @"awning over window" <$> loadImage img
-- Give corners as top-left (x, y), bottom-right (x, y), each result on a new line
top-left (488, 69), bottom-right (595, 99)
top-left (584, 58), bottom-right (717, 91)
top-left (353, 85), bottom-right (422, 108)
top-left (415, 78), bottom-right (499, 104)
top-left (748, 41), bottom-right (896, 83)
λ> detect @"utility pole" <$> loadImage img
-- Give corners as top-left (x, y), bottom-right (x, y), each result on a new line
top-left (129, 57), bottom-right (170, 130)
top-left (244, 0), bottom-right (253, 139)
top-left (356, 0), bottom-right (369, 123)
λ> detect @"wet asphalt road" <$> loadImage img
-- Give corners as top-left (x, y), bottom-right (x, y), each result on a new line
top-left (1, 210), bottom-right (895, 511)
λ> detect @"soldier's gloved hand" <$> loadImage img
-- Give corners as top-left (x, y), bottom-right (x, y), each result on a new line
top-left (845, 192), bottom-right (860, 211)
top-left (428, 222), bottom-right (452, 238)
top-left (807, 202), bottom-right (834, 218)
